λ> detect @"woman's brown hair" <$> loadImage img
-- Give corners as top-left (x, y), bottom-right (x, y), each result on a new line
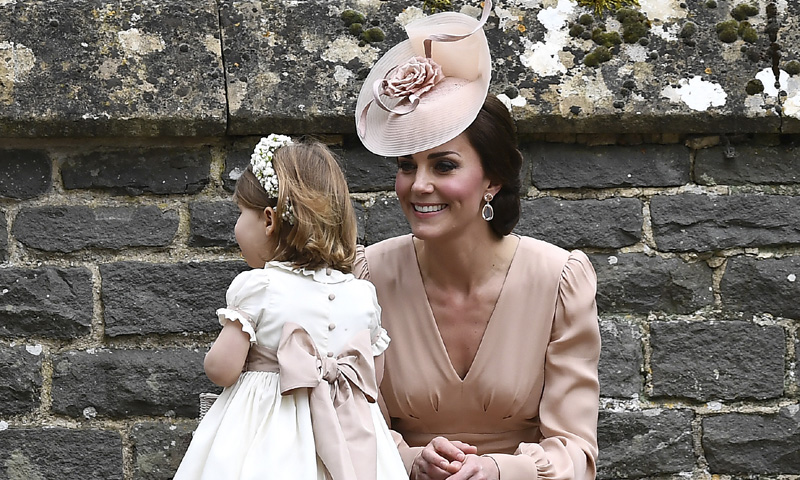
top-left (233, 140), bottom-right (357, 273)
top-left (464, 94), bottom-right (523, 237)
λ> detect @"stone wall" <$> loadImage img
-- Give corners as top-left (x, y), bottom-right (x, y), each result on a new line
top-left (1, 0), bottom-right (799, 479)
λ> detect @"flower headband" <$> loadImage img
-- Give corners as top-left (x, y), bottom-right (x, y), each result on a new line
top-left (250, 134), bottom-right (295, 225)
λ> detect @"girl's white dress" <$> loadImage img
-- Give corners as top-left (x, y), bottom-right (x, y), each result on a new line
top-left (174, 261), bottom-right (407, 480)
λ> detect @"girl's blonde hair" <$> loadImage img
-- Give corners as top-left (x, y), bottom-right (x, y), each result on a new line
top-left (233, 140), bottom-right (357, 273)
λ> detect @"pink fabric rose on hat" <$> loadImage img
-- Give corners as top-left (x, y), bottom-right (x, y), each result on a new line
top-left (383, 56), bottom-right (444, 99)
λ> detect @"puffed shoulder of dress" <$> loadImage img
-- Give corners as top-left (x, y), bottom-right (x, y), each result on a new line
top-left (216, 269), bottom-right (271, 343)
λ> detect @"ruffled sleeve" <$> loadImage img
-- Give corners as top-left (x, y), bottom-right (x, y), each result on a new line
top-left (216, 270), bottom-right (270, 344)
top-left (487, 250), bottom-right (601, 480)
top-left (353, 244), bottom-right (371, 281)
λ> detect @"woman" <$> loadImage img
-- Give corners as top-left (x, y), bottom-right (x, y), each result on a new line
top-left (353, 2), bottom-right (600, 480)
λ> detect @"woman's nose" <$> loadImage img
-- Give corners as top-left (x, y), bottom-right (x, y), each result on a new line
top-left (411, 170), bottom-right (434, 194)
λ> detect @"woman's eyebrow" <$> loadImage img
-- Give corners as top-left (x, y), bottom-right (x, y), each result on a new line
top-left (428, 151), bottom-right (460, 159)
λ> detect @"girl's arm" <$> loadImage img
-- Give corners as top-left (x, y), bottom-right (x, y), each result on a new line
top-left (204, 321), bottom-right (252, 387)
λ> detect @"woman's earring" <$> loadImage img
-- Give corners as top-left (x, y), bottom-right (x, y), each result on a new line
top-left (481, 192), bottom-right (494, 221)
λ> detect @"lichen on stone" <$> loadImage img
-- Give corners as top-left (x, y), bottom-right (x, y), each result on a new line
top-left (591, 28), bottom-right (622, 48)
top-left (423, 0), bottom-right (453, 13)
top-left (616, 7), bottom-right (650, 44)
top-left (715, 20), bottom-right (739, 43)
top-left (785, 60), bottom-right (800, 76)
top-left (577, 0), bottom-right (640, 16)
top-left (731, 3), bottom-right (758, 21)
top-left (584, 46), bottom-right (612, 66)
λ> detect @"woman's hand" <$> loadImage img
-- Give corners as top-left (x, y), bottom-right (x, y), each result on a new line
top-left (444, 454), bottom-right (499, 480)
top-left (410, 436), bottom-right (477, 480)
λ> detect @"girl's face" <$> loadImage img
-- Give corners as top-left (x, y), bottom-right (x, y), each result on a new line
top-left (395, 132), bottom-right (495, 241)
top-left (234, 203), bottom-right (274, 268)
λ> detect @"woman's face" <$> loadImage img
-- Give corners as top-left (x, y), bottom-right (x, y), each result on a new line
top-left (395, 132), bottom-right (494, 241)
top-left (234, 203), bottom-right (273, 268)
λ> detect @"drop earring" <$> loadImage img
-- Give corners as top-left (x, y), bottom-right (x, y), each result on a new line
top-left (481, 192), bottom-right (494, 221)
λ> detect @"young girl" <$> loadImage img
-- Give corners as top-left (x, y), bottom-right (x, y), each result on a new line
top-left (174, 135), bottom-right (406, 480)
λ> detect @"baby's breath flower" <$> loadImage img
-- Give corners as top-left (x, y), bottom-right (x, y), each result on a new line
top-left (250, 134), bottom-right (296, 224)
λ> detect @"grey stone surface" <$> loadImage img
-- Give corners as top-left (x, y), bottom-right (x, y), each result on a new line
top-left (131, 422), bottom-right (196, 480)
top-left (101, 261), bottom-right (248, 335)
top-left (222, 140), bottom-right (253, 192)
top-left (589, 253), bottom-right (713, 315)
top-left (0, 267), bottom-right (92, 338)
top-left (0, 0), bottom-right (226, 137)
top-left (650, 194), bottom-right (800, 252)
top-left (51, 348), bottom-right (217, 418)
top-left (651, 321), bottom-right (785, 402)
top-left (528, 143), bottom-right (690, 189)
top-left (597, 409), bottom-right (695, 478)
top-left (189, 201), bottom-right (238, 248)
top-left (703, 406), bottom-right (800, 474)
top-left (720, 255), bottom-right (800, 318)
top-left (364, 196), bottom-right (410, 246)
top-left (61, 147), bottom-right (211, 195)
top-left (354, 200), bottom-right (366, 246)
top-left (517, 197), bottom-right (642, 250)
top-left (598, 318), bottom-right (642, 399)
top-left (0, 344), bottom-right (43, 416)
top-left (13, 205), bottom-right (179, 253)
top-left (695, 140), bottom-right (800, 185)
top-left (0, 427), bottom-right (123, 479)
top-left (338, 142), bottom-right (397, 193)
top-left (0, 149), bottom-right (51, 199)
top-left (0, 210), bottom-right (7, 261)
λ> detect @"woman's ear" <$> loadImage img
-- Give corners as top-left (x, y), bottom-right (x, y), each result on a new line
top-left (263, 207), bottom-right (276, 237)
top-left (487, 180), bottom-right (503, 198)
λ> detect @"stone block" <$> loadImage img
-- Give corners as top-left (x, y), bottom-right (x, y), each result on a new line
top-left (518, 198), bottom-right (642, 250)
top-left (528, 143), bottom-right (690, 189)
top-left (51, 348), bottom-right (217, 418)
top-left (597, 409), bottom-right (695, 478)
top-left (589, 253), bottom-right (713, 314)
top-left (131, 422), bottom-right (196, 480)
top-left (189, 201), bottom-right (238, 248)
top-left (101, 261), bottom-right (248, 336)
top-left (13, 205), bottom-right (179, 253)
top-left (0, 344), bottom-right (43, 416)
top-left (0, 209), bottom-right (7, 261)
top-left (598, 318), bottom-right (642, 398)
top-left (0, 149), bottom-right (51, 199)
top-left (720, 255), bottom-right (800, 318)
top-left (222, 140), bottom-right (252, 192)
top-left (337, 142), bottom-right (397, 193)
top-left (0, 427), bottom-right (123, 479)
top-left (61, 147), bottom-right (211, 195)
top-left (0, 0), bottom-right (226, 137)
top-left (703, 406), bottom-right (800, 474)
top-left (696, 141), bottom-right (800, 185)
top-left (0, 267), bottom-right (92, 338)
top-left (364, 197), bottom-right (410, 246)
top-left (354, 201), bottom-right (366, 246)
top-left (651, 321), bottom-right (785, 402)
top-left (650, 193), bottom-right (800, 251)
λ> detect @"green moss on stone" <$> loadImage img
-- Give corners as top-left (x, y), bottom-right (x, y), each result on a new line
top-left (740, 25), bottom-right (758, 43)
top-left (785, 60), bottom-right (800, 75)
top-left (745, 78), bottom-right (764, 95)
top-left (423, 0), bottom-right (453, 13)
top-left (679, 21), bottom-right (697, 38)
top-left (716, 20), bottom-right (739, 43)
top-left (617, 7), bottom-right (650, 43)
top-left (592, 28), bottom-right (622, 48)
top-left (361, 27), bottom-right (385, 43)
top-left (706, 0), bottom-right (717, 7)
top-left (577, 0), bottom-right (640, 16)
top-left (349, 23), bottom-right (363, 36)
top-left (584, 46), bottom-right (612, 66)
top-left (341, 9), bottom-right (366, 26)
top-left (731, 3), bottom-right (758, 21)
top-left (569, 24), bottom-right (586, 37)
top-left (579, 14), bottom-right (595, 25)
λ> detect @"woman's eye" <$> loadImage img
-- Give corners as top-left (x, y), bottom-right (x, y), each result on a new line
top-left (435, 161), bottom-right (457, 173)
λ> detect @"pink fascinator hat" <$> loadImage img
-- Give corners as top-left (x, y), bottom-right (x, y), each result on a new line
top-left (355, 1), bottom-right (493, 157)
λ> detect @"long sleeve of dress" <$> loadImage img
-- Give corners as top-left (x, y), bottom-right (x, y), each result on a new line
top-left (485, 250), bottom-right (601, 480)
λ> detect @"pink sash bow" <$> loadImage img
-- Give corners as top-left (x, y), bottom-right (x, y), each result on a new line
top-left (277, 322), bottom-right (379, 480)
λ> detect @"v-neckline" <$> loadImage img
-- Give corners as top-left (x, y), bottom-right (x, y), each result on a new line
top-left (410, 235), bottom-right (521, 382)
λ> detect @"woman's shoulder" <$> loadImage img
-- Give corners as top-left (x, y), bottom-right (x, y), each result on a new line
top-left (514, 235), bottom-right (594, 276)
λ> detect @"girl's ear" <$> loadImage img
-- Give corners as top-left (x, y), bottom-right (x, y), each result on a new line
top-left (263, 207), bottom-right (276, 237)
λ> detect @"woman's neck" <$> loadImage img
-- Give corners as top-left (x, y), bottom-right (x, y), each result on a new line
top-left (413, 228), bottom-right (516, 293)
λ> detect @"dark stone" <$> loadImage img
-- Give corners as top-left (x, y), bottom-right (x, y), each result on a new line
top-left (651, 321), bottom-right (785, 401)
top-left (51, 348), bottom-right (218, 418)
top-left (0, 428), bottom-right (123, 479)
top-left (589, 253), bottom-right (713, 314)
top-left (131, 422), bottom-right (197, 480)
top-left (222, 142), bottom-right (251, 192)
top-left (0, 149), bottom-right (52, 199)
top-left (13, 205), bottom-right (179, 253)
top-left (101, 261), bottom-right (248, 335)
top-left (597, 409), bottom-right (695, 478)
top-left (720, 255), bottom-right (800, 318)
top-left (650, 194), bottom-right (800, 252)
top-left (353, 200), bottom-right (366, 245)
top-left (703, 407), bottom-right (800, 474)
top-left (598, 318), bottom-right (642, 398)
top-left (0, 267), bottom-right (92, 338)
top-left (0, 210), bottom-right (7, 261)
top-left (517, 197), bottom-right (642, 250)
top-left (364, 196), bottom-right (410, 246)
top-left (337, 142), bottom-right (396, 193)
top-left (527, 144), bottom-right (690, 189)
top-left (189, 200), bottom-right (238, 247)
top-left (696, 142), bottom-right (800, 185)
top-left (61, 147), bottom-right (211, 195)
top-left (0, 344), bottom-right (43, 416)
